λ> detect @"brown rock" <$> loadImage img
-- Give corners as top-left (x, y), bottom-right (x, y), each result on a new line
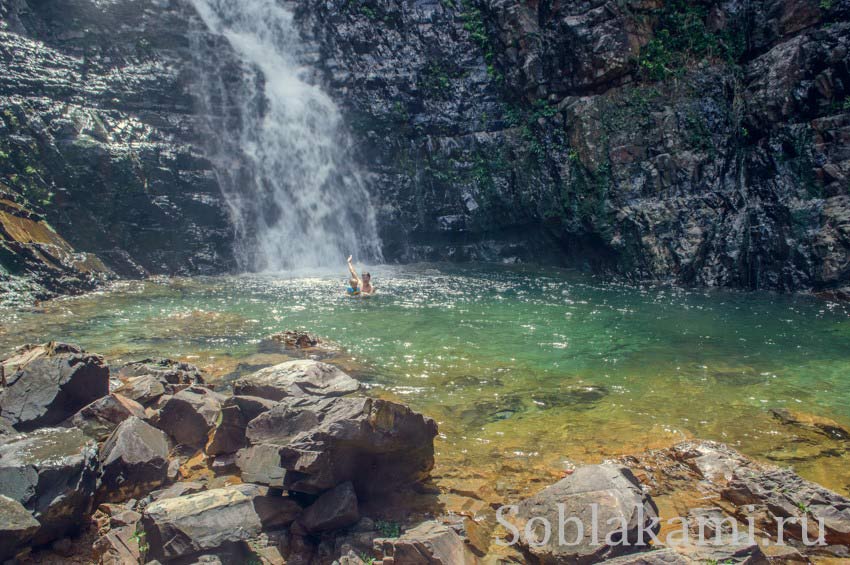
top-left (97, 417), bottom-right (170, 504)
top-left (245, 395), bottom-right (438, 497)
top-left (373, 521), bottom-right (471, 565)
top-left (206, 397), bottom-right (248, 456)
top-left (154, 385), bottom-right (226, 448)
top-left (67, 393), bottom-right (146, 440)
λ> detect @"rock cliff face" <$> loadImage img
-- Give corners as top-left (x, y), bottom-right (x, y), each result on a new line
top-left (0, 0), bottom-right (849, 295)
top-left (294, 0), bottom-right (850, 292)
top-left (0, 0), bottom-right (233, 299)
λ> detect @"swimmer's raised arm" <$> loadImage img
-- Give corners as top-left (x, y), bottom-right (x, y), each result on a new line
top-left (347, 255), bottom-right (361, 284)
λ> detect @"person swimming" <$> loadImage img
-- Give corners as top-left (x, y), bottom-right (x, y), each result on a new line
top-left (346, 255), bottom-right (374, 296)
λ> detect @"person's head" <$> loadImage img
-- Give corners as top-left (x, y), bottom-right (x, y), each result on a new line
top-left (349, 277), bottom-right (359, 289)
top-left (362, 272), bottom-right (371, 284)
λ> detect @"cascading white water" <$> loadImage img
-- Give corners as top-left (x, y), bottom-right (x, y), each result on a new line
top-left (189, 0), bottom-right (381, 271)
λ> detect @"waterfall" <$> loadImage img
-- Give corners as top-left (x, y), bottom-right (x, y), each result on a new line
top-left (189, 0), bottom-right (382, 271)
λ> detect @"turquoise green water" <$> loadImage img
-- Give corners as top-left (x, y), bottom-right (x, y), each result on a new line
top-left (2, 264), bottom-right (849, 496)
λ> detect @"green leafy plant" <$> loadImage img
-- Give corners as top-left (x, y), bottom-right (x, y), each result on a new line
top-left (131, 530), bottom-right (150, 556)
top-left (460, 0), bottom-right (501, 80)
top-left (638, 0), bottom-right (745, 81)
top-left (376, 520), bottom-right (402, 538)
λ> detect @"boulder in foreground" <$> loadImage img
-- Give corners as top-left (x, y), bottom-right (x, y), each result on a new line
top-left (244, 395), bottom-right (438, 496)
top-left (154, 385), bottom-right (226, 449)
top-left (141, 483), bottom-right (301, 562)
top-left (0, 494), bottom-right (40, 561)
top-left (117, 358), bottom-right (205, 386)
top-left (372, 521), bottom-right (471, 564)
top-left (299, 481), bottom-right (359, 533)
top-left (97, 416), bottom-right (170, 503)
top-left (67, 393), bottom-right (146, 440)
top-left (514, 464), bottom-right (659, 563)
top-left (0, 342), bottom-right (109, 431)
top-left (233, 359), bottom-right (360, 401)
top-left (0, 427), bottom-right (98, 546)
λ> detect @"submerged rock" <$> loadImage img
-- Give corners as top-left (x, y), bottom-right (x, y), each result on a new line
top-left (97, 417), bottom-right (170, 504)
top-left (770, 408), bottom-right (850, 441)
top-left (0, 427), bottom-right (98, 545)
top-left (245, 395), bottom-right (438, 496)
top-left (514, 464), bottom-right (659, 563)
top-left (233, 359), bottom-right (360, 401)
top-left (67, 393), bottom-right (146, 440)
top-left (153, 385), bottom-right (226, 449)
top-left (0, 342), bottom-right (109, 431)
top-left (141, 484), bottom-right (301, 562)
top-left (268, 330), bottom-right (322, 349)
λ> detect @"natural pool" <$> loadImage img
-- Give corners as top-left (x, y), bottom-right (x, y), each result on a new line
top-left (2, 263), bottom-right (849, 497)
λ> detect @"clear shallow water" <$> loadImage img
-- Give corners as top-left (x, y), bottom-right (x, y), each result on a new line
top-left (2, 264), bottom-right (849, 496)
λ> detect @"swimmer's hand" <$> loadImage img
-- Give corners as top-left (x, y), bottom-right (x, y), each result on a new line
top-left (347, 255), bottom-right (353, 263)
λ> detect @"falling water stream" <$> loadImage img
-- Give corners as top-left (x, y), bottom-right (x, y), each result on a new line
top-left (189, 0), bottom-right (382, 271)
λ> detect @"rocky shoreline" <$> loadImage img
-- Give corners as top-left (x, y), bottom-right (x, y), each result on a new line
top-left (1, 337), bottom-right (849, 564)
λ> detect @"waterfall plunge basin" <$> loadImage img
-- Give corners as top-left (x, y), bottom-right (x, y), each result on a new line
top-left (2, 263), bottom-right (849, 499)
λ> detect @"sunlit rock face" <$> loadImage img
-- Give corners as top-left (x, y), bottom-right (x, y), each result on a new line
top-left (292, 0), bottom-right (850, 292)
top-left (0, 0), bottom-right (234, 291)
top-left (1, 0), bottom-right (848, 293)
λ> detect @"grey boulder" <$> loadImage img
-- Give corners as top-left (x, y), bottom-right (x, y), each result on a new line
top-left (97, 417), bottom-right (170, 504)
top-left (113, 375), bottom-right (167, 407)
top-left (0, 427), bottom-right (99, 545)
top-left (373, 521), bottom-right (471, 564)
top-left (299, 481), bottom-right (360, 533)
top-left (141, 483), bottom-right (301, 562)
top-left (154, 385), bottom-right (226, 449)
top-left (514, 464), bottom-right (660, 564)
top-left (0, 494), bottom-right (40, 561)
top-left (233, 359), bottom-right (360, 401)
top-left (118, 358), bottom-right (205, 386)
top-left (245, 395), bottom-right (438, 496)
top-left (205, 397), bottom-right (249, 456)
top-left (234, 443), bottom-right (287, 487)
top-left (66, 393), bottom-right (146, 440)
top-left (0, 342), bottom-right (109, 431)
